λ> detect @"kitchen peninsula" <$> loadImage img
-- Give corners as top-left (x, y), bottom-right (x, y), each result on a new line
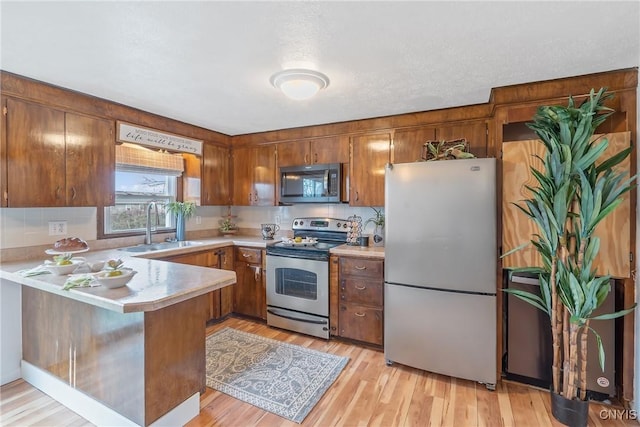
top-left (0, 252), bottom-right (237, 427)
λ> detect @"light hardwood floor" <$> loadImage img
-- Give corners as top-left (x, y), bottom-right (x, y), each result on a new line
top-left (1, 316), bottom-right (636, 426)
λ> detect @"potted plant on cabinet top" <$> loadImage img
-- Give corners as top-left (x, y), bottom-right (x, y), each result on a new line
top-left (166, 201), bottom-right (196, 241)
top-left (365, 207), bottom-right (385, 246)
top-left (503, 88), bottom-right (635, 427)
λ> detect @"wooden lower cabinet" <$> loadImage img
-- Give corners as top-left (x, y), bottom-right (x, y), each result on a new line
top-left (337, 256), bottom-right (384, 346)
top-left (233, 247), bottom-right (266, 320)
top-left (160, 246), bottom-right (234, 322)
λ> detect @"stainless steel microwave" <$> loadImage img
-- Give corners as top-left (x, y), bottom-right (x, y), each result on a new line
top-left (279, 163), bottom-right (343, 203)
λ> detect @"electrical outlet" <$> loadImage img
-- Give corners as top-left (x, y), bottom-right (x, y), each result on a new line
top-left (48, 221), bottom-right (68, 236)
top-left (195, 216), bottom-right (202, 225)
top-left (275, 215), bottom-right (281, 225)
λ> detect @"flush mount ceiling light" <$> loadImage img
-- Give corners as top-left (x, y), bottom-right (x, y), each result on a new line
top-left (270, 69), bottom-right (330, 101)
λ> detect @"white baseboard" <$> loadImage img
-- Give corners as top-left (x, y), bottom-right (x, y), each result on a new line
top-left (21, 361), bottom-right (200, 426)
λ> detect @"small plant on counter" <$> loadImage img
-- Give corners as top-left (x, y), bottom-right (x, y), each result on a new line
top-left (364, 207), bottom-right (384, 229)
top-left (219, 217), bottom-right (237, 233)
top-left (166, 201), bottom-right (197, 219)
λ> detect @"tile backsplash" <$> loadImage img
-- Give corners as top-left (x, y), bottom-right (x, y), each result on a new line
top-left (0, 205), bottom-right (381, 249)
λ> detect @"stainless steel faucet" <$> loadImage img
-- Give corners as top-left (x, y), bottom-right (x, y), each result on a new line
top-left (145, 202), bottom-right (159, 245)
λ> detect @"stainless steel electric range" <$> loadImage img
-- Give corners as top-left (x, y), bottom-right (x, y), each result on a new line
top-left (265, 217), bottom-right (349, 339)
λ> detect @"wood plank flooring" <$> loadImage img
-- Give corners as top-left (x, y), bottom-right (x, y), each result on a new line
top-left (1, 316), bottom-right (636, 426)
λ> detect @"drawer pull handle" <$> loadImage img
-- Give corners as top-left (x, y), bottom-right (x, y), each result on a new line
top-left (354, 266), bottom-right (366, 270)
top-left (242, 253), bottom-right (251, 258)
top-left (355, 285), bottom-right (366, 290)
top-left (355, 312), bottom-right (366, 317)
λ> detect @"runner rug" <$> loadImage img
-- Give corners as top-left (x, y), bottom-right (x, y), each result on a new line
top-left (205, 327), bottom-right (349, 423)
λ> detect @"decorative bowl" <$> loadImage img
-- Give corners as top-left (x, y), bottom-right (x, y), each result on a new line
top-left (44, 259), bottom-right (84, 275)
top-left (94, 268), bottom-right (137, 289)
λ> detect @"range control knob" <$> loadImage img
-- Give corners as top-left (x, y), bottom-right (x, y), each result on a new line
top-left (336, 222), bottom-right (341, 228)
top-left (294, 221), bottom-right (299, 226)
top-left (299, 220), bottom-right (304, 226)
top-left (343, 223), bottom-right (348, 228)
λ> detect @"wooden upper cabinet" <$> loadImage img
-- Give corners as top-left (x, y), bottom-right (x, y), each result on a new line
top-left (6, 98), bottom-right (114, 207)
top-left (277, 136), bottom-right (349, 167)
top-left (349, 133), bottom-right (390, 206)
top-left (202, 143), bottom-right (230, 205)
top-left (232, 145), bottom-right (276, 206)
top-left (502, 132), bottom-right (632, 278)
top-left (392, 127), bottom-right (436, 164)
top-left (7, 98), bottom-right (66, 207)
top-left (436, 122), bottom-right (488, 158)
top-left (65, 112), bottom-right (114, 206)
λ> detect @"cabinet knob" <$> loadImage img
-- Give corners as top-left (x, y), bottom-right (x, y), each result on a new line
top-left (71, 186), bottom-right (77, 200)
top-left (314, 153), bottom-right (318, 163)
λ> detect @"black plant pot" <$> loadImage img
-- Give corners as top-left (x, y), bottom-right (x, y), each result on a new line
top-left (551, 392), bottom-right (589, 427)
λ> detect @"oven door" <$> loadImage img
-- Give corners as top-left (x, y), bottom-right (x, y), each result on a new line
top-left (266, 255), bottom-right (329, 317)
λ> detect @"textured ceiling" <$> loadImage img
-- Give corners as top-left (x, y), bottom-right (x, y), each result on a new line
top-left (1, 1), bottom-right (639, 136)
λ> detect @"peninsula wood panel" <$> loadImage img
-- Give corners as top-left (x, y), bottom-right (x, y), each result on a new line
top-left (329, 255), bottom-right (340, 336)
top-left (502, 132), bottom-right (631, 278)
top-left (0, 97), bottom-right (6, 207)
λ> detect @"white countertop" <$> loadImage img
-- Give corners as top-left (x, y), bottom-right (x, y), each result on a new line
top-left (0, 237), bottom-right (275, 314)
top-left (0, 236), bottom-right (384, 315)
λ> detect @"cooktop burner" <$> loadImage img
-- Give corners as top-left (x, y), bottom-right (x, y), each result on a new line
top-left (266, 217), bottom-right (348, 260)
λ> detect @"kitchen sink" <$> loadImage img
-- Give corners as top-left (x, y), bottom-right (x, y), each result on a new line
top-left (119, 241), bottom-right (204, 253)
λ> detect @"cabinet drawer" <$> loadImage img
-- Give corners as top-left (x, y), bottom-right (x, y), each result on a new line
top-left (340, 277), bottom-right (382, 306)
top-left (340, 257), bottom-right (383, 278)
top-left (339, 304), bottom-right (383, 345)
top-left (235, 247), bottom-right (261, 264)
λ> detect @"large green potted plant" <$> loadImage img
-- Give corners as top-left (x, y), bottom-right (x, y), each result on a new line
top-left (504, 88), bottom-right (635, 427)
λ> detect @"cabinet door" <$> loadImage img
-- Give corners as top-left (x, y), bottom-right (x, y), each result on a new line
top-left (232, 146), bottom-right (254, 206)
top-left (6, 98), bottom-right (66, 207)
top-left (349, 133), bottom-right (390, 206)
top-left (311, 136), bottom-right (349, 164)
top-left (502, 133), bottom-right (631, 277)
top-left (339, 304), bottom-right (383, 345)
top-left (253, 145), bottom-right (276, 206)
top-left (202, 144), bottom-right (230, 205)
top-left (65, 112), bottom-right (114, 206)
top-left (277, 141), bottom-right (309, 167)
top-left (218, 246), bottom-right (235, 317)
top-left (392, 127), bottom-right (435, 164)
top-left (233, 261), bottom-right (263, 318)
top-left (436, 122), bottom-right (488, 158)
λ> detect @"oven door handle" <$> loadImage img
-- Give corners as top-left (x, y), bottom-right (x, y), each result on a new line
top-left (267, 308), bottom-right (328, 325)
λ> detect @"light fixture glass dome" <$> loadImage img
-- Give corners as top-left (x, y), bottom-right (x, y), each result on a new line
top-left (270, 69), bottom-right (330, 100)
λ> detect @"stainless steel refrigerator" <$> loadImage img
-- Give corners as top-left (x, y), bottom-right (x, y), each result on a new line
top-left (384, 158), bottom-right (497, 389)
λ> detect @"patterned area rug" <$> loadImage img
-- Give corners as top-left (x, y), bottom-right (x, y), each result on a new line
top-left (205, 327), bottom-right (349, 423)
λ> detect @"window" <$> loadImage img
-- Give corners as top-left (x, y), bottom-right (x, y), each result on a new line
top-left (102, 143), bottom-right (185, 236)
top-left (104, 171), bottom-right (178, 235)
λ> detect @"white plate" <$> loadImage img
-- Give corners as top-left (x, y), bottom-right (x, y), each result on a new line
top-left (45, 247), bottom-right (90, 255)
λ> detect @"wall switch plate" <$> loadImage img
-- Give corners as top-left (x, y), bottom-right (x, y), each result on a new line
top-left (48, 221), bottom-right (67, 236)
top-left (275, 215), bottom-right (281, 225)
top-left (195, 216), bottom-right (202, 225)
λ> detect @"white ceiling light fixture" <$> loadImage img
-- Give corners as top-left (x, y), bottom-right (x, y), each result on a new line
top-left (270, 69), bottom-right (330, 101)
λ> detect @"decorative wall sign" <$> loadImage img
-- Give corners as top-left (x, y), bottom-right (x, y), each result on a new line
top-left (117, 121), bottom-right (203, 155)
